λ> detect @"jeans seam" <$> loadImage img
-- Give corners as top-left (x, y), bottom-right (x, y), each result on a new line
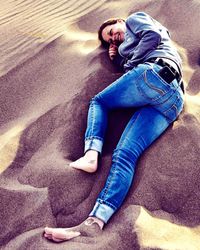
top-left (100, 111), bottom-right (141, 203)
top-left (164, 104), bottom-right (178, 119)
top-left (152, 91), bottom-right (174, 106)
top-left (97, 199), bottom-right (117, 210)
top-left (85, 136), bottom-right (103, 141)
top-left (94, 93), bottom-right (111, 111)
top-left (101, 164), bottom-right (117, 200)
top-left (92, 203), bottom-right (100, 215)
top-left (90, 102), bottom-right (95, 137)
top-left (118, 111), bottom-right (141, 149)
top-left (88, 140), bottom-right (93, 149)
top-left (163, 94), bottom-right (183, 119)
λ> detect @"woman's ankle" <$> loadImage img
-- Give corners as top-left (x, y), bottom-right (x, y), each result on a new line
top-left (84, 150), bottom-right (98, 161)
top-left (85, 216), bottom-right (105, 230)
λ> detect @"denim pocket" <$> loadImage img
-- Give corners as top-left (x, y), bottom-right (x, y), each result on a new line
top-left (136, 68), bottom-right (171, 101)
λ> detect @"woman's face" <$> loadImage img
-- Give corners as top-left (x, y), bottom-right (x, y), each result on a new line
top-left (101, 20), bottom-right (126, 46)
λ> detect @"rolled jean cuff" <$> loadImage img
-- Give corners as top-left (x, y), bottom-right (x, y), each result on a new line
top-left (84, 137), bottom-right (103, 154)
top-left (89, 201), bottom-right (116, 224)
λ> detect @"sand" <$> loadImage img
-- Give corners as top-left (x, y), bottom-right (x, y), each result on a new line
top-left (0, 0), bottom-right (200, 249)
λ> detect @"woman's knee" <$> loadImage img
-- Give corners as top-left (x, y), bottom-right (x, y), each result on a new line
top-left (112, 146), bottom-right (139, 168)
top-left (89, 94), bottom-right (110, 109)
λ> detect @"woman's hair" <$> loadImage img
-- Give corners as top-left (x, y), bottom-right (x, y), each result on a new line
top-left (98, 18), bottom-right (125, 48)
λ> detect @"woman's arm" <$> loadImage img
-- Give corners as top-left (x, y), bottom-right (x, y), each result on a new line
top-left (109, 44), bottom-right (126, 71)
top-left (124, 12), bottom-right (162, 70)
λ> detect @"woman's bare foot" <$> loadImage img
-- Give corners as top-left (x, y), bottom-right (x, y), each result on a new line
top-left (44, 217), bottom-right (104, 242)
top-left (69, 150), bottom-right (98, 173)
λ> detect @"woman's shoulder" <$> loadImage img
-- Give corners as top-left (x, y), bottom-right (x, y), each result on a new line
top-left (126, 11), bottom-right (150, 24)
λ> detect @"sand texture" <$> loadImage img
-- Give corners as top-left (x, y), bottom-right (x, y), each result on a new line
top-left (0, 0), bottom-right (200, 249)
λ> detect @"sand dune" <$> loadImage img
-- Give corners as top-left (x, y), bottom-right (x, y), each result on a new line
top-left (0, 0), bottom-right (200, 249)
top-left (0, 0), bottom-right (106, 77)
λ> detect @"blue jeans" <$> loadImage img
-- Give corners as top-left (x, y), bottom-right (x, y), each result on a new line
top-left (85, 62), bottom-right (184, 223)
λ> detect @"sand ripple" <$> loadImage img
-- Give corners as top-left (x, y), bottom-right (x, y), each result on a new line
top-left (0, 0), bottom-right (106, 77)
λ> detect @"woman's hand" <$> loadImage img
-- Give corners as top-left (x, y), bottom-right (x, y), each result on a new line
top-left (108, 44), bottom-right (118, 60)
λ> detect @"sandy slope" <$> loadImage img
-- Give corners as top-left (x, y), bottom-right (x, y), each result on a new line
top-left (0, 0), bottom-right (200, 249)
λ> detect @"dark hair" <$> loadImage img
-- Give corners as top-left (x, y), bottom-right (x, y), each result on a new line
top-left (98, 18), bottom-right (125, 48)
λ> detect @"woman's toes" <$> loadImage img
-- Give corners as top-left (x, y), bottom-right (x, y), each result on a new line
top-left (51, 236), bottom-right (65, 242)
top-left (44, 233), bottom-right (52, 239)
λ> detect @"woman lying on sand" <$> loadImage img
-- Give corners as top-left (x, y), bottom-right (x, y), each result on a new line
top-left (44, 11), bottom-right (184, 242)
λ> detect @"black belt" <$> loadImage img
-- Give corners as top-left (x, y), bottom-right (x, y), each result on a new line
top-left (146, 57), bottom-right (184, 93)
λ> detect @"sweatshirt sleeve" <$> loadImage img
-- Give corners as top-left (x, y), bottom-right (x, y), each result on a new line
top-left (124, 12), bottom-right (161, 71)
